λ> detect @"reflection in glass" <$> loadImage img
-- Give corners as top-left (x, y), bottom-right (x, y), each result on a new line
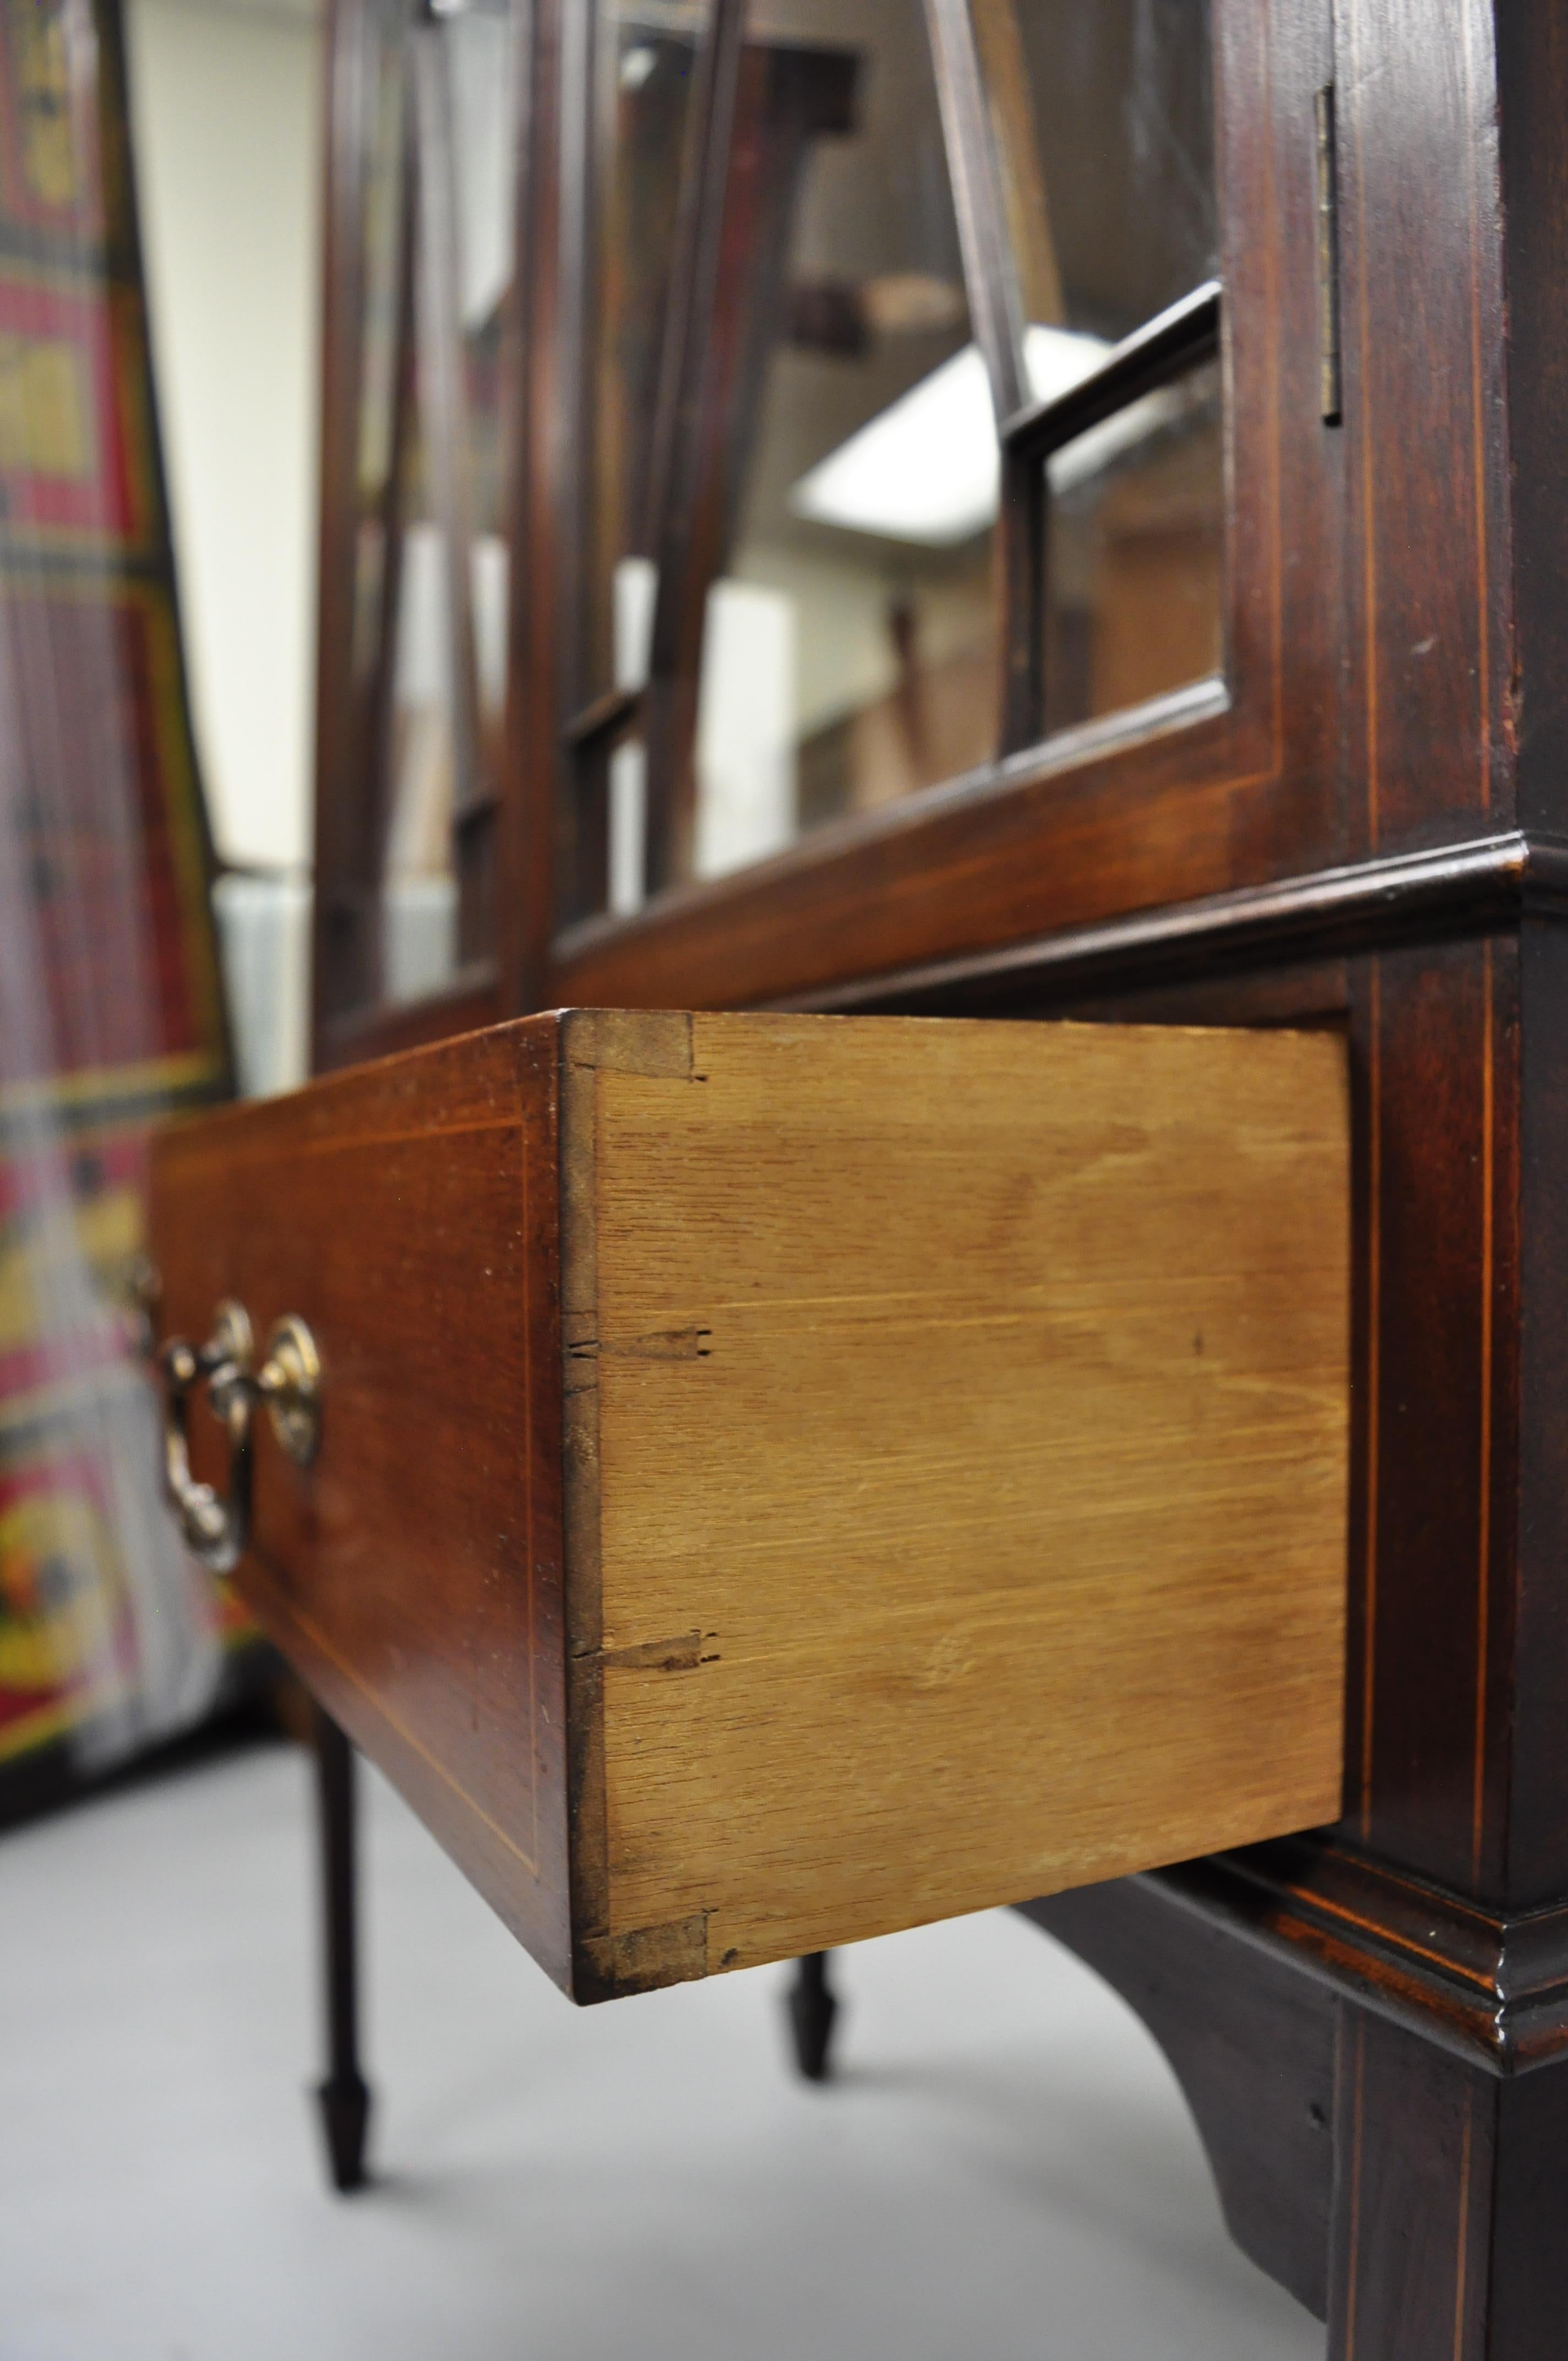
top-left (608, 553), bottom-right (656, 913)
top-left (973, 0), bottom-right (1216, 347)
top-left (380, 0), bottom-right (517, 1004)
top-left (1042, 359), bottom-right (1223, 736)
top-left (675, 0), bottom-right (998, 892)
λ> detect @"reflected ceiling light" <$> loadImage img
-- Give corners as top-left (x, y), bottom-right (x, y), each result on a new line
top-left (791, 322), bottom-right (1109, 548)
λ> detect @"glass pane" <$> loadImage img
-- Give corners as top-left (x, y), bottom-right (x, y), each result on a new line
top-left (974, 0), bottom-right (1216, 359)
top-left (380, 0), bottom-right (518, 1005)
top-left (1042, 358), bottom-right (1223, 735)
top-left (666, 0), bottom-right (997, 895)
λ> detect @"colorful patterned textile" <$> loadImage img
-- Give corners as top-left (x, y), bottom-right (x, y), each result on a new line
top-left (0, 0), bottom-right (240, 1786)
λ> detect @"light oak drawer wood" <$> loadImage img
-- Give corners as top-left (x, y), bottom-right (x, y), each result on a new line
top-left (149, 1010), bottom-right (1350, 1999)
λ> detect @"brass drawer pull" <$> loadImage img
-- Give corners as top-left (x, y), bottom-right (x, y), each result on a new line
top-left (155, 1298), bottom-right (322, 1573)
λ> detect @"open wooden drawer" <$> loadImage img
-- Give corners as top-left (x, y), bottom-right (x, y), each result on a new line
top-left (148, 1011), bottom-right (1349, 2000)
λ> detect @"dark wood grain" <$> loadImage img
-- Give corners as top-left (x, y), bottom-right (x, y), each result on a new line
top-left (311, 0), bottom-right (530, 1038)
top-left (640, 31), bottom-right (857, 895)
top-left (921, 0), bottom-right (1026, 422)
top-left (1335, 0), bottom-right (1511, 857)
top-left (1511, 918), bottom-right (1568, 1908)
top-left (1015, 923), bottom-right (1568, 2351)
top-left (1353, 941), bottom-right (1518, 1900)
top-left (507, 0), bottom-right (564, 1017)
top-left (153, 1020), bottom-right (572, 1985)
top-left (1001, 280), bottom-right (1221, 454)
top-left (1327, 2009), bottom-right (1568, 2361)
top-left (1123, 1841), bottom-right (1568, 2080)
top-left (1495, 6), bottom-right (1568, 843)
top-left (779, 835), bottom-right (1550, 1017)
top-left (314, 965), bottom-right (500, 1074)
top-left (310, 0), bottom-right (386, 1035)
top-left (1021, 1881), bottom-right (1336, 2321)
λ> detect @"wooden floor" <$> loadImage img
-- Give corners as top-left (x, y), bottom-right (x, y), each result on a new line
top-left (0, 1733), bottom-right (1323, 2359)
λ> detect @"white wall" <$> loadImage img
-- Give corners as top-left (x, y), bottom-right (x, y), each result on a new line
top-left (124, 0), bottom-right (323, 874)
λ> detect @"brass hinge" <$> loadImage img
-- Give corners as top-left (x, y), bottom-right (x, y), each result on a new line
top-left (1315, 84), bottom-right (1343, 425)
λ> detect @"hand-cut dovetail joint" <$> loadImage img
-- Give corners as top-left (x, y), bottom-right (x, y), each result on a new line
top-left (568, 1009), bottom-right (696, 1080)
top-left (570, 1329), bottom-right (712, 1363)
top-left (616, 1326), bottom-right (713, 1361)
top-left (588, 1630), bottom-right (714, 1673)
top-left (576, 1911), bottom-right (711, 2001)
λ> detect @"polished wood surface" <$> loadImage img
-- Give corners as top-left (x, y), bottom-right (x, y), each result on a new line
top-left (150, 1016), bottom-right (573, 1981)
top-left (151, 1009), bottom-right (1349, 1999)
top-left (1327, 2004), bottom-right (1568, 2360)
top-left (1023, 1878), bottom-right (1338, 2322)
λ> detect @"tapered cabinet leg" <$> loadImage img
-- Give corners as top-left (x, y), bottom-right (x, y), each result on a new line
top-left (786, 1951), bottom-right (839, 2082)
top-left (1329, 2006), bottom-right (1568, 2360)
top-left (312, 1705), bottom-right (372, 2192)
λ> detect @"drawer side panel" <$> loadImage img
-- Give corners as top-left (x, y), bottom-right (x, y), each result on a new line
top-left (584, 1013), bottom-right (1350, 1985)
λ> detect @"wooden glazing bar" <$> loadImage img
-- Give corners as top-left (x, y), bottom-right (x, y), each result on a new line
top-left (999, 437), bottom-right (1046, 754)
top-left (638, 0), bottom-right (747, 898)
top-left (563, 682), bottom-right (642, 753)
top-left (1001, 279), bottom-right (1223, 459)
top-left (551, 0), bottom-right (607, 920)
top-left (920, 0), bottom-right (1027, 421)
top-left (410, 21), bottom-right (486, 825)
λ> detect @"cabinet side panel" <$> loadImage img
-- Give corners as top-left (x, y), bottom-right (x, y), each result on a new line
top-left (149, 1019), bottom-right (572, 1988)
top-left (589, 1013), bottom-right (1349, 1986)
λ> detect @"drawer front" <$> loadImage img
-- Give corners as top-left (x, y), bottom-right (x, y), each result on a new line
top-left (150, 1010), bottom-right (1350, 2000)
top-left (150, 1020), bottom-right (571, 1977)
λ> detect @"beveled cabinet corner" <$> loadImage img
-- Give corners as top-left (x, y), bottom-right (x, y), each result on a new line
top-left (149, 1010), bottom-right (1350, 2001)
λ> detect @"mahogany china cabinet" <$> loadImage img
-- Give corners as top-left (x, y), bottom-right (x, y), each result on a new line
top-left (145, 0), bottom-right (1568, 2351)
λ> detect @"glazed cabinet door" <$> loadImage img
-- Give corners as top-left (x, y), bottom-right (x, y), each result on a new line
top-left (529, 0), bottom-right (1341, 1018)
